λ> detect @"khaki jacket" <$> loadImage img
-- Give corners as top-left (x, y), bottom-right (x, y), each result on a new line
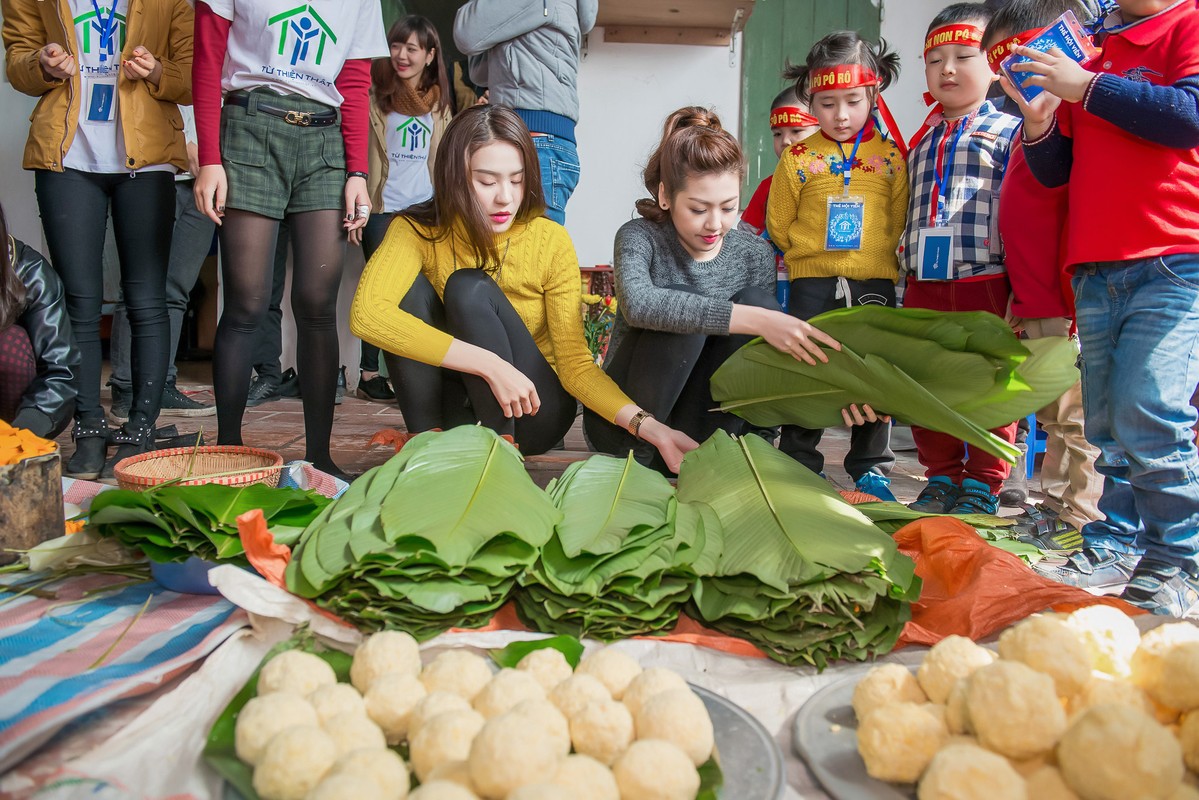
top-left (2, 0), bottom-right (193, 172)
top-left (367, 93), bottom-right (452, 211)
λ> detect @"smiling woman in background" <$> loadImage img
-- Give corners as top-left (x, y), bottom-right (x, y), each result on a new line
top-left (350, 104), bottom-right (698, 472)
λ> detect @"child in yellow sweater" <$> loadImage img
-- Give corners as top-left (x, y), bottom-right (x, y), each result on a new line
top-left (767, 30), bottom-right (910, 500)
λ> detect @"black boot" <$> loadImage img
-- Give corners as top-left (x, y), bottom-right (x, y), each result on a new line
top-left (103, 414), bottom-right (157, 479)
top-left (65, 420), bottom-right (111, 480)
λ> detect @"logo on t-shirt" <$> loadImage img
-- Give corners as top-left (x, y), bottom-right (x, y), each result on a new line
top-left (396, 117), bottom-right (431, 151)
top-left (1122, 66), bottom-right (1164, 83)
top-left (72, 6), bottom-right (127, 63)
top-left (268, 4), bottom-right (338, 67)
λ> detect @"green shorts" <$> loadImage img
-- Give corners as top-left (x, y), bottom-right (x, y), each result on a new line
top-left (221, 89), bottom-right (346, 219)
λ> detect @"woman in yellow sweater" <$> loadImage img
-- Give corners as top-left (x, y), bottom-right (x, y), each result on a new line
top-left (350, 105), bottom-right (698, 471)
top-left (767, 31), bottom-right (910, 501)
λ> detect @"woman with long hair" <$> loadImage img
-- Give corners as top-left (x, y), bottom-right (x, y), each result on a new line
top-left (351, 104), bottom-right (697, 470)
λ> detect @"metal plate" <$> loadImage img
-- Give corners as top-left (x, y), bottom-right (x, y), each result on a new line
top-left (791, 672), bottom-right (917, 800)
top-left (694, 684), bottom-right (787, 800)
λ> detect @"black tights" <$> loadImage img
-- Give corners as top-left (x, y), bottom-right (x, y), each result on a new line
top-left (214, 209), bottom-right (344, 471)
top-left (584, 285), bottom-right (778, 469)
top-left (386, 270), bottom-right (576, 456)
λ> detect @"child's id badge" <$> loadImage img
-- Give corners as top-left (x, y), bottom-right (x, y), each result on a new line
top-left (917, 226), bottom-right (955, 281)
top-left (87, 81), bottom-right (117, 123)
top-left (825, 195), bottom-right (864, 251)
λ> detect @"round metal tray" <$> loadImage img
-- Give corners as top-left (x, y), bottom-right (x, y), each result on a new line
top-left (694, 684), bottom-right (787, 799)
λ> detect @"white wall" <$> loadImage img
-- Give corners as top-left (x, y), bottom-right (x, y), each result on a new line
top-left (0, 86), bottom-right (43, 248)
top-left (880, 0), bottom-right (952, 141)
top-left (565, 27), bottom-right (743, 268)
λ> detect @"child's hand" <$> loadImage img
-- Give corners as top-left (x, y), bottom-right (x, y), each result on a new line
top-left (999, 74), bottom-right (1061, 137)
top-left (841, 404), bottom-right (890, 427)
top-left (1008, 46), bottom-right (1095, 104)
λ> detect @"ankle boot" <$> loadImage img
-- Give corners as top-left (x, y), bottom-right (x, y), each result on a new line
top-left (103, 415), bottom-right (156, 479)
top-left (65, 420), bottom-right (111, 480)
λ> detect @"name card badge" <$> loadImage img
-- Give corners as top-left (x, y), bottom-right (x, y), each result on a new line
top-left (87, 80), bottom-right (117, 123)
top-left (917, 226), bottom-right (955, 281)
top-left (825, 195), bottom-right (865, 251)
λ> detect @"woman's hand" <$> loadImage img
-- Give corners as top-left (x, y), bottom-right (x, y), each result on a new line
top-left (39, 44), bottom-right (75, 82)
top-left (638, 418), bottom-right (700, 475)
top-left (756, 308), bottom-right (841, 365)
top-left (482, 356), bottom-right (541, 419)
top-left (344, 176), bottom-right (370, 234)
top-left (348, 226), bottom-right (364, 247)
top-left (841, 404), bottom-right (890, 426)
top-left (121, 46), bottom-right (162, 87)
top-left (194, 164), bottom-right (227, 225)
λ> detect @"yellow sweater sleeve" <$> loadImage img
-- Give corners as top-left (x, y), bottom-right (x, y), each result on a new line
top-left (766, 151), bottom-right (800, 256)
top-left (349, 219), bottom-right (455, 366)
top-left (540, 227), bottom-right (632, 424)
top-left (889, 156), bottom-right (910, 262)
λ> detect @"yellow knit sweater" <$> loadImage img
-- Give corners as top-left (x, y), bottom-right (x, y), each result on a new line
top-left (349, 216), bottom-right (631, 423)
top-left (766, 129), bottom-right (909, 282)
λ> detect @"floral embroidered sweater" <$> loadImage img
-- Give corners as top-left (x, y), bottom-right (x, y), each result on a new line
top-left (766, 127), bottom-right (909, 282)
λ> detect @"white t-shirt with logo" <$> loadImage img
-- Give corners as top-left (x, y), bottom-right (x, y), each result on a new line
top-left (381, 111), bottom-right (434, 213)
top-left (204, 0), bottom-right (387, 108)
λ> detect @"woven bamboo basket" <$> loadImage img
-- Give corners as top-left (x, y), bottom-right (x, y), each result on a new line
top-left (114, 445), bottom-right (284, 491)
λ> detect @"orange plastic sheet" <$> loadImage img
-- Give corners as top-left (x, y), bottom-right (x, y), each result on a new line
top-left (237, 509), bottom-right (1142, 657)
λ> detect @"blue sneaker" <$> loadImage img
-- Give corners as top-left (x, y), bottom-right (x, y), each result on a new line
top-left (855, 470), bottom-right (897, 502)
top-left (947, 478), bottom-right (1000, 516)
top-left (909, 476), bottom-right (959, 513)
top-left (1121, 559), bottom-right (1199, 617)
top-left (1033, 547), bottom-right (1140, 590)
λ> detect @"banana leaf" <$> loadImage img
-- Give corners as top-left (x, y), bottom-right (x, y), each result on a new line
top-left (710, 307), bottom-right (1080, 462)
top-left (854, 501), bottom-right (1048, 564)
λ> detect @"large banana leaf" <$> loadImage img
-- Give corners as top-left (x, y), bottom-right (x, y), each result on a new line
top-left (711, 307), bottom-right (1080, 462)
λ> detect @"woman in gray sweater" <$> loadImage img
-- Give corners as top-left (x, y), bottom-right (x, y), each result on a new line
top-left (585, 107), bottom-right (859, 470)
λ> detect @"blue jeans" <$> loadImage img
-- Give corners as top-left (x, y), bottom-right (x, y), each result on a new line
top-left (532, 134), bottom-right (580, 225)
top-left (1073, 255), bottom-right (1199, 575)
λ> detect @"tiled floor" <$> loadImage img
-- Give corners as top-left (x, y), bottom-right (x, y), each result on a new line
top-left (59, 364), bottom-right (1044, 508)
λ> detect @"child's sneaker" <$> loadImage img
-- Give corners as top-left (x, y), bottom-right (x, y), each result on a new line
top-left (1120, 559), bottom-right (1199, 618)
top-left (855, 470), bottom-right (897, 502)
top-left (909, 476), bottom-right (959, 513)
top-left (1033, 547), bottom-right (1140, 590)
top-left (1009, 505), bottom-right (1084, 552)
top-left (946, 478), bottom-right (1000, 515)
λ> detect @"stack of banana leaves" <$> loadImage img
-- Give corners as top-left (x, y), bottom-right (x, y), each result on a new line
top-left (516, 453), bottom-right (722, 640)
top-left (284, 426), bottom-right (561, 640)
top-left (711, 307), bottom-right (1080, 462)
top-left (677, 433), bottom-right (921, 670)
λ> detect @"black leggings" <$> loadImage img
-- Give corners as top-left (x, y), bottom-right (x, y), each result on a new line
top-left (214, 209), bottom-right (344, 471)
top-left (584, 285), bottom-right (778, 468)
top-left (386, 269), bottom-right (576, 455)
top-left (34, 168), bottom-right (173, 426)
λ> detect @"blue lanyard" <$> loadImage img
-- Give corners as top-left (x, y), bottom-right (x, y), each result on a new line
top-left (835, 125), bottom-right (867, 195)
top-left (89, 0), bottom-right (119, 62)
top-left (931, 118), bottom-right (969, 224)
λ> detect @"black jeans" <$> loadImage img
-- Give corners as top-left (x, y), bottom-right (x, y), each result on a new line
top-left (34, 168), bottom-right (173, 425)
top-left (779, 276), bottom-right (897, 479)
top-left (387, 269), bottom-right (576, 455)
top-left (584, 285), bottom-right (779, 470)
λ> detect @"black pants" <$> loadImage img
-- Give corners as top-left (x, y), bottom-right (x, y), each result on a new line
top-left (358, 214), bottom-right (392, 373)
top-left (252, 220), bottom-right (291, 382)
top-left (779, 276), bottom-right (896, 479)
top-left (388, 269), bottom-right (576, 455)
top-left (34, 168), bottom-right (174, 425)
top-left (584, 285), bottom-right (778, 470)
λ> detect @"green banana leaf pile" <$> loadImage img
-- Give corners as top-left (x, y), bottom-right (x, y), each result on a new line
top-left (677, 434), bottom-right (921, 670)
top-left (711, 307), bottom-right (1080, 462)
top-left (284, 426), bottom-right (562, 640)
top-left (516, 454), bottom-right (722, 640)
top-left (854, 501), bottom-right (1048, 564)
top-left (87, 483), bottom-right (330, 564)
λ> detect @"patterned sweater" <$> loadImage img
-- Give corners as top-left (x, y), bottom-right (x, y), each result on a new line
top-left (350, 217), bottom-right (631, 423)
top-left (767, 127), bottom-right (909, 282)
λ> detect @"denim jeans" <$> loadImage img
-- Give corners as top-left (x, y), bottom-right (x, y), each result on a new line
top-left (1073, 255), bottom-right (1199, 575)
top-left (532, 134), bottom-right (580, 226)
top-left (111, 180), bottom-right (216, 387)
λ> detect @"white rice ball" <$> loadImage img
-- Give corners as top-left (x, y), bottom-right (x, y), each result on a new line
top-left (351, 631), bottom-right (421, 692)
top-left (966, 660), bottom-right (1067, 760)
top-left (468, 709), bottom-right (564, 799)
top-left (426, 759), bottom-right (474, 790)
top-left (307, 773), bottom-right (387, 800)
top-left (515, 647), bottom-right (574, 692)
top-left (472, 668), bottom-right (545, 719)
top-left (409, 708), bottom-right (486, 782)
top-left (328, 748), bottom-right (409, 800)
top-left (1132, 623), bottom-right (1199, 693)
top-left (1066, 605), bottom-right (1141, 678)
top-left (508, 698), bottom-right (571, 756)
top-left (633, 688), bottom-right (714, 767)
top-left (420, 650), bottom-right (494, 702)
top-left (576, 649), bottom-right (642, 700)
top-left (257, 650), bottom-right (337, 698)
top-left (322, 712), bottom-right (387, 758)
top-left (857, 702), bottom-right (948, 784)
top-left (549, 674), bottom-right (611, 720)
top-left (570, 699), bottom-right (634, 766)
top-left (917, 743), bottom-right (1026, 800)
top-left (998, 615), bottom-right (1091, 698)
top-left (917, 636), bottom-right (995, 705)
top-left (612, 739), bottom-right (699, 800)
top-left (1058, 704), bottom-right (1184, 800)
top-left (408, 691), bottom-right (473, 740)
top-left (251, 725), bottom-right (337, 800)
top-left (852, 663), bottom-right (928, 722)
top-left (309, 683), bottom-right (367, 725)
top-left (622, 668), bottom-right (690, 720)
top-left (408, 782), bottom-right (479, 800)
top-left (552, 754), bottom-right (620, 800)
top-left (234, 691), bottom-right (318, 766)
top-left (365, 672), bottom-right (427, 744)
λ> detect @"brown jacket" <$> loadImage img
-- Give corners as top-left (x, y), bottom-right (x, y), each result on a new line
top-left (2, 0), bottom-right (193, 172)
top-left (367, 92), bottom-right (452, 211)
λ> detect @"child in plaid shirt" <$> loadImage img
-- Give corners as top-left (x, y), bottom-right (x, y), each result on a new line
top-left (899, 2), bottom-right (1021, 516)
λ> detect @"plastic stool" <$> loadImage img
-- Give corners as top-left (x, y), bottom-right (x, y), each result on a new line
top-left (1026, 413), bottom-right (1048, 479)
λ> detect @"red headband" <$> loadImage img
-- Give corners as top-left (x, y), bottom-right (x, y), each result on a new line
top-left (770, 106), bottom-right (819, 128)
top-left (987, 28), bottom-right (1040, 73)
top-left (924, 23), bottom-right (985, 56)
top-left (808, 65), bottom-right (880, 94)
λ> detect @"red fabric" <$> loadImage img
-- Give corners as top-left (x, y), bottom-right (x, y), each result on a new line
top-left (1058, 2), bottom-right (1199, 267)
top-left (999, 139), bottom-right (1072, 318)
top-left (0, 325), bottom-right (36, 423)
top-left (741, 176), bottom-right (771, 235)
top-left (903, 272), bottom-right (1011, 312)
top-left (334, 59), bottom-right (372, 175)
top-left (810, 64), bottom-right (879, 93)
top-left (924, 23), bottom-right (984, 56)
top-left (193, 3), bottom-right (231, 168)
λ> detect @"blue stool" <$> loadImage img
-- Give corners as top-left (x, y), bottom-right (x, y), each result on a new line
top-left (1026, 413), bottom-right (1048, 479)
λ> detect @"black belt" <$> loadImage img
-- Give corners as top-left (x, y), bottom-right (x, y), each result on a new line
top-left (226, 93), bottom-right (338, 127)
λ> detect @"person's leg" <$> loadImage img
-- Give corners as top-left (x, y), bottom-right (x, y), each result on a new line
top-left (582, 326), bottom-right (641, 459)
top-left (841, 279), bottom-right (897, 487)
top-left (532, 135), bottom-right (580, 226)
top-left (287, 209), bottom-right (347, 473)
top-left (0, 325), bottom-right (38, 424)
top-left (107, 303), bottom-right (132, 420)
top-left (441, 269), bottom-right (575, 454)
top-left (778, 278), bottom-right (841, 474)
top-left (356, 214), bottom-right (395, 402)
top-left (383, 273), bottom-right (462, 432)
top-left (253, 221), bottom-right (289, 384)
top-left (163, 180), bottom-right (217, 386)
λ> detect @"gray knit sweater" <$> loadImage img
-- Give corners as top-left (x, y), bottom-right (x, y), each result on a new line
top-left (608, 218), bottom-right (776, 357)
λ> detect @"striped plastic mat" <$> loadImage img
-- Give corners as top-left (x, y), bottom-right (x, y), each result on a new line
top-left (0, 573), bottom-right (248, 773)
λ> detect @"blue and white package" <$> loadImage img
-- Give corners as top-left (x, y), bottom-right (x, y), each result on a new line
top-left (1001, 10), bottom-right (1099, 103)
